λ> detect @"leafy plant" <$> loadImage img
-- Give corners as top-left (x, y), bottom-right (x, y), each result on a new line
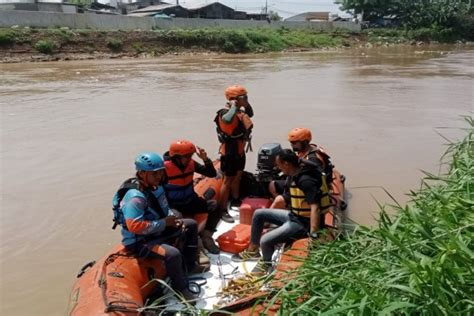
top-left (0, 29), bottom-right (15, 46)
top-left (106, 38), bottom-right (123, 52)
top-left (34, 39), bottom-right (57, 54)
top-left (47, 28), bottom-right (74, 43)
top-left (132, 42), bottom-right (145, 53)
top-left (341, 0), bottom-right (473, 39)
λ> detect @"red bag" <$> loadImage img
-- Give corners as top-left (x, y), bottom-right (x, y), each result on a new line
top-left (239, 197), bottom-right (272, 225)
top-left (217, 224), bottom-right (251, 254)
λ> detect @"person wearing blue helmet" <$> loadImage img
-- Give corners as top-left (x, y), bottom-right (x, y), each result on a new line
top-left (112, 152), bottom-right (209, 303)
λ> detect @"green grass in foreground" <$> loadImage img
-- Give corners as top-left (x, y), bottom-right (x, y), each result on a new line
top-left (271, 117), bottom-right (474, 314)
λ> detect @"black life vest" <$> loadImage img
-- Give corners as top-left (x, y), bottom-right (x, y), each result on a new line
top-left (289, 159), bottom-right (332, 227)
top-left (111, 178), bottom-right (167, 230)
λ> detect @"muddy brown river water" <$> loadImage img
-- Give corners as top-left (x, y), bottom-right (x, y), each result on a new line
top-left (1, 46), bottom-right (473, 315)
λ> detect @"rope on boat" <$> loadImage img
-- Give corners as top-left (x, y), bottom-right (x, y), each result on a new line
top-left (218, 273), bottom-right (266, 300)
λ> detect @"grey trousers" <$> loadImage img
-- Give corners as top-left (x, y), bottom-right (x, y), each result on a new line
top-left (250, 208), bottom-right (308, 262)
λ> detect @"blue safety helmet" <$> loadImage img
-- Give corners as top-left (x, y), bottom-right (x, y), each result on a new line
top-left (135, 152), bottom-right (165, 171)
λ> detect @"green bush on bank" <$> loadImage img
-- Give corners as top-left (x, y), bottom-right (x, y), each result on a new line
top-left (453, 15), bottom-right (474, 41)
top-left (272, 117), bottom-right (474, 314)
top-left (106, 37), bottom-right (123, 52)
top-left (0, 29), bottom-right (33, 45)
top-left (0, 29), bottom-right (15, 45)
top-left (34, 39), bottom-right (57, 54)
top-left (46, 28), bottom-right (75, 43)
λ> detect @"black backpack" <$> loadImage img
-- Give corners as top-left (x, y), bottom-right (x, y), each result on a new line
top-left (111, 178), bottom-right (166, 230)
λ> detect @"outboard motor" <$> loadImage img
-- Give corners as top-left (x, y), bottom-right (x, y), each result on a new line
top-left (256, 143), bottom-right (283, 183)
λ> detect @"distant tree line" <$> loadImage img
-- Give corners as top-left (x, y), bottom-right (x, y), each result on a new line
top-left (341, 0), bottom-right (473, 29)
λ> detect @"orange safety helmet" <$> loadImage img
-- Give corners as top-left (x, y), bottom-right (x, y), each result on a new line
top-left (225, 85), bottom-right (248, 100)
top-left (288, 127), bottom-right (312, 142)
top-left (169, 140), bottom-right (196, 157)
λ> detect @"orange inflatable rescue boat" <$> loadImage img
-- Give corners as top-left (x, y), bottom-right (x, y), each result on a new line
top-left (67, 245), bottom-right (166, 315)
top-left (67, 143), bottom-right (347, 315)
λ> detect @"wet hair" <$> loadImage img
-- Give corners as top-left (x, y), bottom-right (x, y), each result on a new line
top-left (276, 149), bottom-right (300, 166)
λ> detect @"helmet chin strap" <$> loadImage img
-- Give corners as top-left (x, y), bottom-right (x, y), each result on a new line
top-left (136, 172), bottom-right (153, 191)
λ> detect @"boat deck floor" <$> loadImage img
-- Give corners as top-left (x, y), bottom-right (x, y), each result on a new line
top-left (158, 206), bottom-right (261, 312)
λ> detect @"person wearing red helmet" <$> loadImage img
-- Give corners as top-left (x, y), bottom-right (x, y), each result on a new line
top-left (269, 128), bottom-right (333, 209)
top-left (214, 85), bottom-right (254, 220)
top-left (163, 140), bottom-right (221, 255)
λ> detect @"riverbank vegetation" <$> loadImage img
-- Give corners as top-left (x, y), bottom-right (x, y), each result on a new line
top-left (270, 117), bottom-right (474, 314)
top-left (343, 0), bottom-right (474, 41)
top-left (0, 23), bottom-right (472, 63)
top-left (0, 27), bottom-right (352, 61)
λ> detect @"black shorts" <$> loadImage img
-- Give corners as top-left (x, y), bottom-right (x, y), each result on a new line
top-left (220, 154), bottom-right (246, 177)
top-left (172, 195), bottom-right (208, 216)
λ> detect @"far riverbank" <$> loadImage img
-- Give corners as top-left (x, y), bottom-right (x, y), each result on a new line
top-left (1, 27), bottom-right (472, 63)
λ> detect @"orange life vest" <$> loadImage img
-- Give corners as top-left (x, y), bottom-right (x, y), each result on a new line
top-left (214, 108), bottom-right (252, 156)
top-left (164, 160), bottom-right (195, 204)
top-left (301, 144), bottom-right (333, 186)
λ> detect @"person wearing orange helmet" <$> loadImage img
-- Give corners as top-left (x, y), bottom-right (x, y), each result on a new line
top-left (163, 140), bottom-right (221, 255)
top-left (215, 85), bottom-right (254, 220)
top-left (288, 127), bottom-right (333, 184)
top-left (269, 128), bottom-right (333, 209)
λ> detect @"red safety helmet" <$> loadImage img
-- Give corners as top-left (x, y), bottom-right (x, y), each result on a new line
top-left (288, 128), bottom-right (312, 142)
top-left (225, 85), bottom-right (248, 100)
top-left (169, 140), bottom-right (196, 157)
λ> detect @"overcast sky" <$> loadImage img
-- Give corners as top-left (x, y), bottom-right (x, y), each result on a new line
top-left (177, 0), bottom-right (348, 18)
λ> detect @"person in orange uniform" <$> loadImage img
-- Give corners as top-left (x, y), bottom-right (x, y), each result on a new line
top-left (163, 140), bottom-right (221, 254)
top-left (214, 85), bottom-right (254, 221)
top-left (269, 128), bottom-right (333, 209)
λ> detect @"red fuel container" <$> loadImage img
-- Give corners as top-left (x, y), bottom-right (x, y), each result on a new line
top-left (217, 224), bottom-right (252, 254)
top-left (239, 197), bottom-right (272, 225)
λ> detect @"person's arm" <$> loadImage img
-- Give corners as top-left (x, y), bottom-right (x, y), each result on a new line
top-left (278, 176), bottom-right (291, 205)
top-left (194, 159), bottom-right (217, 178)
top-left (309, 203), bottom-right (320, 234)
top-left (245, 104), bottom-right (254, 118)
top-left (122, 195), bottom-right (168, 235)
top-left (221, 102), bottom-right (239, 123)
top-left (298, 175), bottom-right (323, 232)
top-left (194, 146), bottom-right (216, 177)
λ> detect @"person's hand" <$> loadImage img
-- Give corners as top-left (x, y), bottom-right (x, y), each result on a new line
top-left (165, 216), bottom-right (177, 227)
top-left (166, 216), bottom-right (183, 228)
top-left (196, 146), bottom-right (208, 161)
top-left (229, 100), bottom-right (238, 107)
top-left (165, 216), bottom-right (176, 227)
